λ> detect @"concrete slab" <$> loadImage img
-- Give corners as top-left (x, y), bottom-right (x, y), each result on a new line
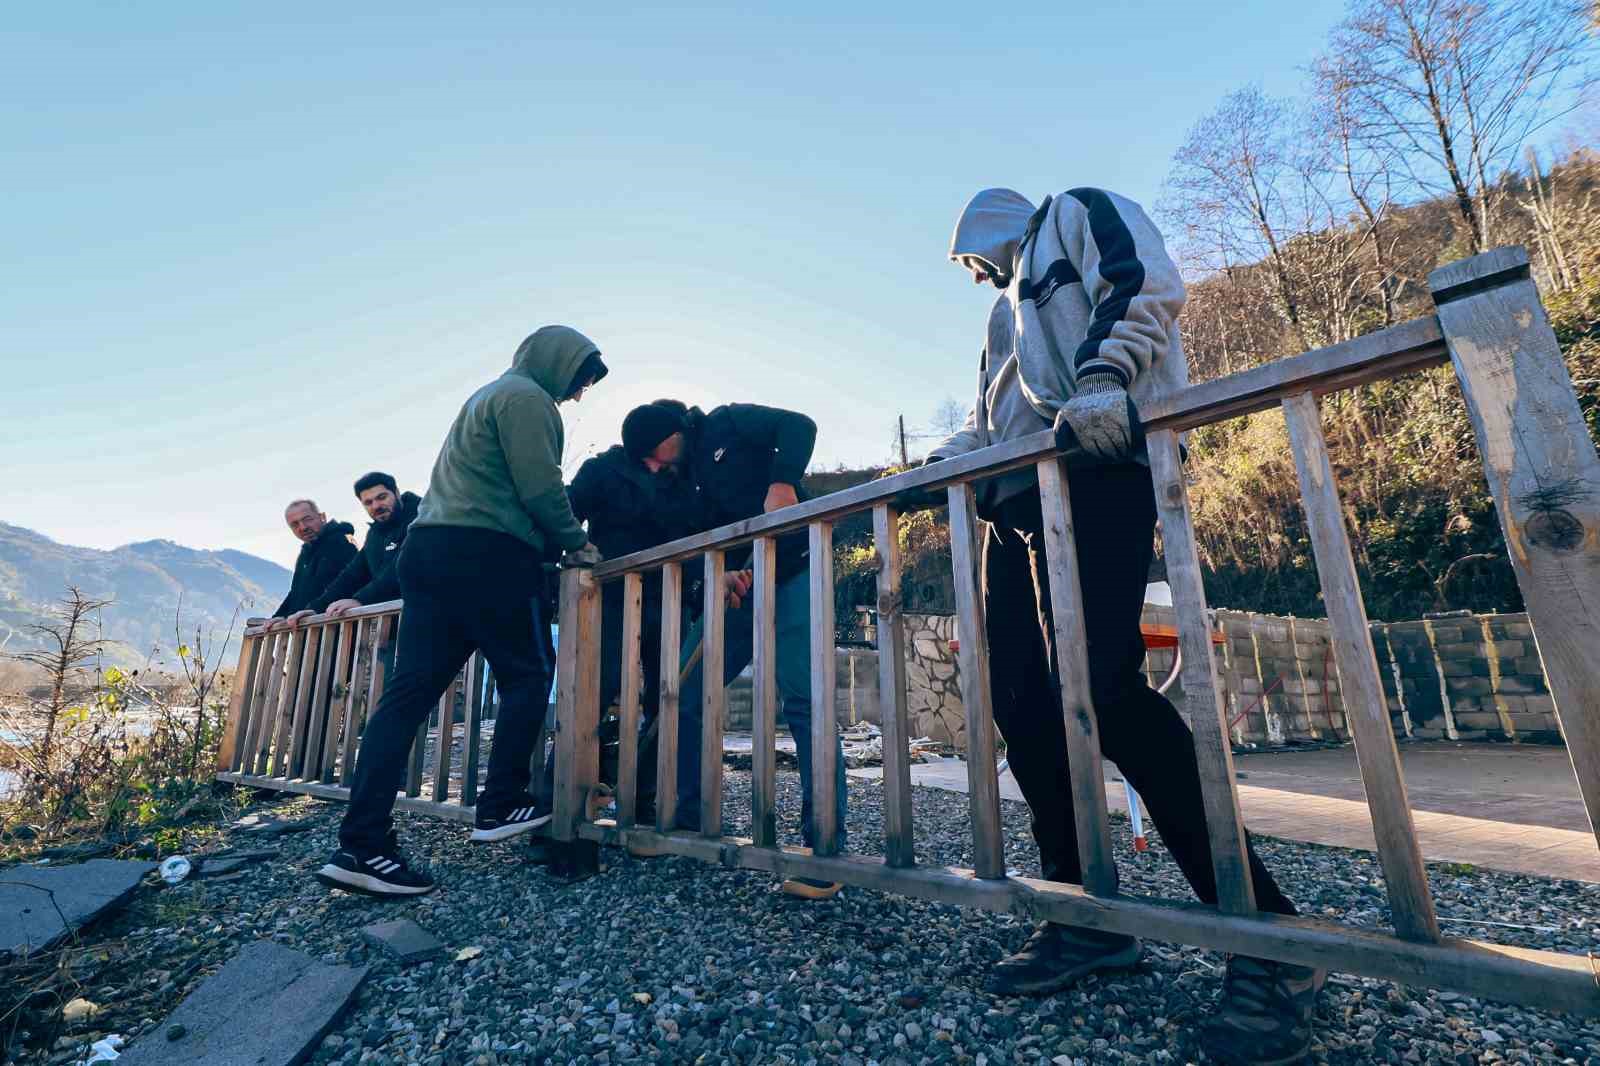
top-left (0, 859), bottom-right (156, 957)
top-left (119, 940), bottom-right (367, 1066)
top-left (361, 919), bottom-right (445, 965)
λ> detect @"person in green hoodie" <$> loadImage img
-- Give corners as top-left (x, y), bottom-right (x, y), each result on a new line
top-left (316, 325), bottom-right (607, 897)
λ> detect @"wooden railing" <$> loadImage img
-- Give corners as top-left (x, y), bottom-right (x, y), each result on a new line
top-left (218, 247), bottom-right (1600, 1013)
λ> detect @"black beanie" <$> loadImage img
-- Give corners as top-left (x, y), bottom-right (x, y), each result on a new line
top-left (622, 403), bottom-right (687, 461)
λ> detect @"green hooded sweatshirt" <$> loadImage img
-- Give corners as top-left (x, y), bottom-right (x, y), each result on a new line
top-left (410, 325), bottom-right (600, 555)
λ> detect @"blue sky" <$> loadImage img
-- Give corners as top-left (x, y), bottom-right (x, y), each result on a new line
top-left (2, 1), bottom-right (1358, 568)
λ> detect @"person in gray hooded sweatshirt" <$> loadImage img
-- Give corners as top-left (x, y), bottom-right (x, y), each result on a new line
top-left (930, 188), bottom-right (1321, 1065)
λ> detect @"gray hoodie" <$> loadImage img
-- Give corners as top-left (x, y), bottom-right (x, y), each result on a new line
top-left (931, 187), bottom-right (1188, 511)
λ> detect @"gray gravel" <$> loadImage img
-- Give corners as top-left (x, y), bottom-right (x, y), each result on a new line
top-left (16, 771), bottom-right (1600, 1065)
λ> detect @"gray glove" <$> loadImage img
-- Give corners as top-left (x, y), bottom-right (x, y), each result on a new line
top-left (1054, 374), bottom-right (1142, 462)
top-left (560, 542), bottom-right (603, 569)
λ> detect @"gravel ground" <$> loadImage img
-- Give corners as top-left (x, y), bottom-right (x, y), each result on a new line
top-left (14, 770), bottom-right (1600, 1066)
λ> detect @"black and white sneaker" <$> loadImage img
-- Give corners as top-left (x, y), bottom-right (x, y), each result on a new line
top-left (470, 796), bottom-right (551, 843)
top-left (315, 843), bottom-right (435, 897)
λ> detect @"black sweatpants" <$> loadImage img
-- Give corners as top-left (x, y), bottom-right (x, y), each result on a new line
top-left (340, 526), bottom-right (552, 853)
top-left (984, 464), bottom-right (1296, 916)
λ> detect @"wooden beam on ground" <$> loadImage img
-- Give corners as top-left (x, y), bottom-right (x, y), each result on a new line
top-left (750, 536), bottom-right (779, 848)
top-left (946, 483), bottom-right (1005, 880)
top-left (1283, 391), bottom-right (1441, 943)
top-left (1147, 427), bottom-right (1256, 915)
top-left (872, 505), bottom-right (915, 868)
top-left (1430, 247), bottom-right (1600, 848)
top-left (809, 521), bottom-right (840, 856)
top-left (1035, 457), bottom-right (1118, 896)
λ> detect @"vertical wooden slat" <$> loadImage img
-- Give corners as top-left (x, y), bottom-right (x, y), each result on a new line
top-left (432, 664), bottom-right (457, 802)
top-left (461, 653), bottom-right (486, 806)
top-left (406, 692), bottom-right (433, 798)
top-left (1147, 427), bottom-right (1256, 915)
top-left (553, 567), bottom-right (602, 840)
top-left (252, 630), bottom-right (291, 776)
top-left (871, 506), bottom-right (914, 868)
top-left (808, 521), bottom-right (841, 856)
top-left (1035, 457), bottom-right (1118, 896)
top-left (338, 618), bottom-right (372, 785)
top-left (241, 630), bottom-right (281, 774)
top-left (1284, 391), bottom-right (1441, 942)
top-left (318, 620), bottom-right (356, 781)
top-left (1429, 247), bottom-right (1600, 847)
top-left (654, 563), bottom-right (683, 832)
top-left (297, 623), bottom-right (340, 778)
top-left (217, 633), bottom-right (261, 772)
top-left (284, 627), bottom-right (325, 779)
top-left (751, 536), bottom-right (780, 848)
top-left (946, 485), bottom-right (1006, 879)
top-left (269, 629), bottom-right (310, 777)
top-left (700, 551), bottom-right (726, 837)
top-left (616, 572), bottom-right (644, 828)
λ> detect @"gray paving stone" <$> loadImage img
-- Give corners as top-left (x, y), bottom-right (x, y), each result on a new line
top-left (0, 858), bottom-right (156, 957)
top-left (119, 940), bottom-right (367, 1066)
top-left (199, 850), bottom-right (278, 877)
top-left (232, 813), bottom-right (315, 837)
top-left (360, 918), bottom-right (445, 964)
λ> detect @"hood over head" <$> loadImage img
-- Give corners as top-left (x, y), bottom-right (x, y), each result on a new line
top-left (510, 325), bottom-right (608, 400)
top-left (949, 188), bottom-right (1037, 279)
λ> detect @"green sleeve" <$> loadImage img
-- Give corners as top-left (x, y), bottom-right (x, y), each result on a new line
top-left (497, 392), bottom-right (589, 552)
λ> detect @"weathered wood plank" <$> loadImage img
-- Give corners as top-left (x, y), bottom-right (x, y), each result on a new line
top-left (269, 628), bottom-right (310, 777)
top-left (1147, 427), bottom-right (1256, 914)
top-left (241, 630), bottom-right (282, 776)
top-left (553, 567), bottom-right (602, 840)
top-left (655, 562), bottom-right (683, 833)
top-left (1430, 248), bottom-right (1600, 848)
top-left (1283, 391), bottom-right (1441, 942)
top-left (1035, 457), bottom-right (1118, 896)
top-left (872, 505), bottom-right (915, 868)
top-left (251, 631), bottom-right (290, 777)
top-left (462, 652), bottom-right (485, 807)
top-left (286, 627), bottom-right (327, 778)
top-left (946, 483), bottom-right (1005, 879)
top-left (217, 633), bottom-right (261, 772)
top-left (336, 619), bottom-right (370, 785)
top-left (298, 623), bottom-right (340, 779)
top-left (616, 572), bottom-right (644, 828)
top-left (750, 536), bottom-right (779, 848)
top-left (809, 522), bottom-right (840, 856)
top-left (700, 551), bottom-right (726, 837)
top-left (431, 670), bottom-right (455, 803)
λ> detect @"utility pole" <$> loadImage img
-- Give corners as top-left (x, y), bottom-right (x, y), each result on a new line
top-left (898, 414), bottom-right (909, 468)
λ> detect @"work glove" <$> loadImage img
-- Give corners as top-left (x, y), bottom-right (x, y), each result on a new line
top-left (1054, 374), bottom-right (1143, 463)
top-left (560, 542), bottom-right (603, 569)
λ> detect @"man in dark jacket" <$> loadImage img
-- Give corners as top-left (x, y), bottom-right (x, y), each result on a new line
top-left (282, 473), bottom-right (420, 624)
top-left (623, 400), bottom-right (848, 900)
top-left (315, 325), bottom-right (607, 898)
top-left (269, 500), bottom-right (357, 620)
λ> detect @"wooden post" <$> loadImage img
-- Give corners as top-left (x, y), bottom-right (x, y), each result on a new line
top-left (655, 562), bottom-right (683, 833)
top-left (1147, 428), bottom-right (1256, 915)
top-left (1430, 246), bottom-right (1600, 845)
top-left (285, 627), bottom-right (327, 779)
top-left (432, 667), bottom-right (456, 802)
top-left (700, 551), bottom-right (727, 837)
top-left (1035, 457), bottom-right (1118, 897)
top-left (252, 630), bottom-right (292, 776)
top-left (809, 521), bottom-right (841, 856)
top-left (462, 652), bottom-right (486, 807)
top-left (217, 633), bottom-right (261, 772)
top-left (298, 622), bottom-right (340, 779)
top-left (872, 506), bottom-right (915, 868)
top-left (616, 572), bottom-right (645, 828)
top-left (751, 537), bottom-right (779, 848)
top-left (1284, 391), bottom-right (1441, 942)
top-left (553, 567), bottom-right (602, 841)
top-left (946, 483), bottom-right (1006, 880)
top-left (239, 629), bottom-right (281, 776)
top-left (269, 629), bottom-right (311, 777)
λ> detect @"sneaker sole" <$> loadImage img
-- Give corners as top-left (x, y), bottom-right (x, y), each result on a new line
top-left (470, 813), bottom-right (551, 843)
top-left (989, 941), bottom-right (1144, 996)
top-left (781, 879), bottom-right (843, 901)
top-left (315, 864), bottom-right (435, 897)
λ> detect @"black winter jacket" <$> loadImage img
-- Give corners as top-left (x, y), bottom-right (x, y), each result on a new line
top-left (272, 520), bottom-right (358, 617)
top-left (308, 492), bottom-right (421, 612)
top-left (568, 447), bottom-right (705, 615)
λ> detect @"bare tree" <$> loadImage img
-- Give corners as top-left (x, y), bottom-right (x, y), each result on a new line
top-left (931, 397), bottom-right (966, 438)
top-left (1325, 0), bottom-right (1593, 254)
top-left (2, 588), bottom-right (110, 772)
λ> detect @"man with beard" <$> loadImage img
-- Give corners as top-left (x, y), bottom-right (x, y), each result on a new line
top-left (282, 472), bottom-right (421, 624)
top-left (269, 499), bottom-right (357, 622)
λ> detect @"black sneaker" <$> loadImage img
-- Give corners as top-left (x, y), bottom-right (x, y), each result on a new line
top-left (315, 842), bottom-right (435, 897)
top-left (1201, 955), bottom-right (1326, 1065)
top-left (988, 921), bottom-right (1142, 996)
top-left (471, 796), bottom-right (551, 842)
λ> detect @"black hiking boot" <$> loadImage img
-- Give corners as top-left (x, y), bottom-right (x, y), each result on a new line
top-left (1200, 955), bottom-right (1326, 1065)
top-left (988, 921), bottom-right (1141, 996)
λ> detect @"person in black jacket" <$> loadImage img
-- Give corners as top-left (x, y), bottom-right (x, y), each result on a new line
top-left (282, 472), bottom-right (420, 625)
top-left (624, 400), bottom-right (847, 900)
top-left (269, 500), bottom-right (357, 621)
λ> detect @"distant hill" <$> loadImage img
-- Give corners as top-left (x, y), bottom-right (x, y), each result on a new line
top-left (0, 522), bottom-right (290, 671)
